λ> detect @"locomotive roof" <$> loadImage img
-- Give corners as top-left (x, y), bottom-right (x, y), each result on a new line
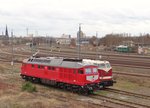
top-left (23, 57), bottom-right (93, 68)
top-left (83, 59), bottom-right (110, 64)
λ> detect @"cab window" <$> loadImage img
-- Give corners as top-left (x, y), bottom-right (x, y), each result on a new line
top-left (52, 67), bottom-right (55, 70)
top-left (78, 70), bottom-right (83, 74)
top-left (98, 63), bottom-right (105, 68)
top-left (94, 63), bottom-right (98, 66)
top-left (85, 68), bottom-right (92, 74)
top-left (106, 63), bottom-right (111, 68)
top-left (41, 66), bottom-right (44, 69)
top-left (38, 65), bottom-right (41, 68)
top-left (31, 64), bottom-right (34, 68)
top-left (93, 68), bottom-right (98, 73)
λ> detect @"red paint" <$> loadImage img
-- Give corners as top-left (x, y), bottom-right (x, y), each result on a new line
top-left (21, 63), bottom-right (99, 86)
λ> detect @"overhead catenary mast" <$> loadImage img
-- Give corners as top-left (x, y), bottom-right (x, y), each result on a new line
top-left (5, 25), bottom-right (9, 37)
top-left (77, 23), bottom-right (82, 59)
top-left (96, 31), bottom-right (99, 59)
top-left (11, 30), bottom-right (14, 73)
top-left (26, 28), bottom-right (28, 36)
top-left (31, 34), bottom-right (34, 56)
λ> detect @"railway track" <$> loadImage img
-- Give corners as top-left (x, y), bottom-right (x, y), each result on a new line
top-left (37, 48), bottom-right (150, 68)
top-left (0, 59), bottom-right (149, 79)
top-left (8, 74), bottom-right (150, 108)
top-left (105, 88), bottom-right (150, 100)
top-left (1, 47), bottom-right (150, 69)
top-left (31, 83), bottom-right (148, 108)
top-left (3, 46), bottom-right (150, 63)
top-left (27, 81), bottom-right (150, 108)
top-left (34, 92), bottom-right (114, 108)
top-left (113, 71), bottom-right (150, 78)
top-left (1, 46), bottom-right (149, 108)
top-left (37, 51), bottom-right (150, 68)
top-left (38, 47), bottom-right (150, 60)
top-left (92, 94), bottom-right (150, 108)
top-left (0, 61), bottom-right (148, 107)
top-left (112, 64), bottom-right (150, 70)
top-left (0, 52), bottom-right (150, 78)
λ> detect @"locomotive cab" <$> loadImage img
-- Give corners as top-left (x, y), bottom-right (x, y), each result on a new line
top-left (84, 66), bottom-right (99, 83)
top-left (97, 62), bottom-right (114, 87)
top-left (98, 61), bottom-right (112, 80)
top-left (83, 59), bottom-right (114, 87)
top-left (76, 66), bottom-right (99, 84)
top-left (76, 65), bottom-right (100, 92)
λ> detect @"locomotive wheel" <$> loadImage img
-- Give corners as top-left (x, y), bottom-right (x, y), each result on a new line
top-left (28, 77), bottom-right (34, 82)
top-left (25, 76), bottom-right (29, 81)
top-left (80, 89), bottom-right (90, 95)
top-left (62, 86), bottom-right (66, 90)
top-left (66, 86), bottom-right (71, 91)
top-left (83, 91), bottom-right (89, 95)
top-left (78, 87), bottom-right (88, 95)
top-left (88, 90), bottom-right (93, 94)
top-left (72, 88), bottom-right (77, 93)
top-left (33, 78), bottom-right (41, 83)
top-left (101, 85), bottom-right (106, 90)
top-left (99, 84), bottom-right (105, 90)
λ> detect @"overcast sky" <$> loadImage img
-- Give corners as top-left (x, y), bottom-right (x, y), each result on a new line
top-left (0, 0), bottom-right (150, 37)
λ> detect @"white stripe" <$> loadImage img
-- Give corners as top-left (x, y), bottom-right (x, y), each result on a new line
top-left (98, 68), bottom-right (112, 72)
top-left (100, 76), bottom-right (112, 79)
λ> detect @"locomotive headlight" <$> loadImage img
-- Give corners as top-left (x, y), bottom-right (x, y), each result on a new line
top-left (100, 76), bottom-right (113, 79)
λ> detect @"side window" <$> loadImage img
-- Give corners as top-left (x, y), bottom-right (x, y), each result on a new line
top-left (78, 70), bottom-right (83, 74)
top-left (52, 67), bottom-right (55, 71)
top-left (48, 67), bottom-right (51, 70)
top-left (38, 65), bottom-right (40, 69)
top-left (98, 63), bottom-right (105, 68)
top-left (31, 64), bottom-right (34, 68)
top-left (94, 63), bottom-right (98, 66)
top-left (93, 68), bottom-right (98, 73)
top-left (85, 68), bottom-right (92, 74)
top-left (106, 63), bottom-right (111, 68)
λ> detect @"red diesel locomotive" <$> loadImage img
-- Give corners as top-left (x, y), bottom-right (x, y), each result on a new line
top-left (21, 57), bottom-right (100, 94)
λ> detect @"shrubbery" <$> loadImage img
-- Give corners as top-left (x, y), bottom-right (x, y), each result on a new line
top-left (22, 82), bottom-right (37, 92)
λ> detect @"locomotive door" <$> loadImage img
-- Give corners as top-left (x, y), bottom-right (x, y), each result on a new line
top-left (77, 69), bottom-right (84, 83)
top-left (73, 69), bottom-right (77, 83)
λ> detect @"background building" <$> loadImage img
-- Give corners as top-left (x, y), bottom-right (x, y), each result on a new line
top-left (56, 34), bottom-right (71, 45)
